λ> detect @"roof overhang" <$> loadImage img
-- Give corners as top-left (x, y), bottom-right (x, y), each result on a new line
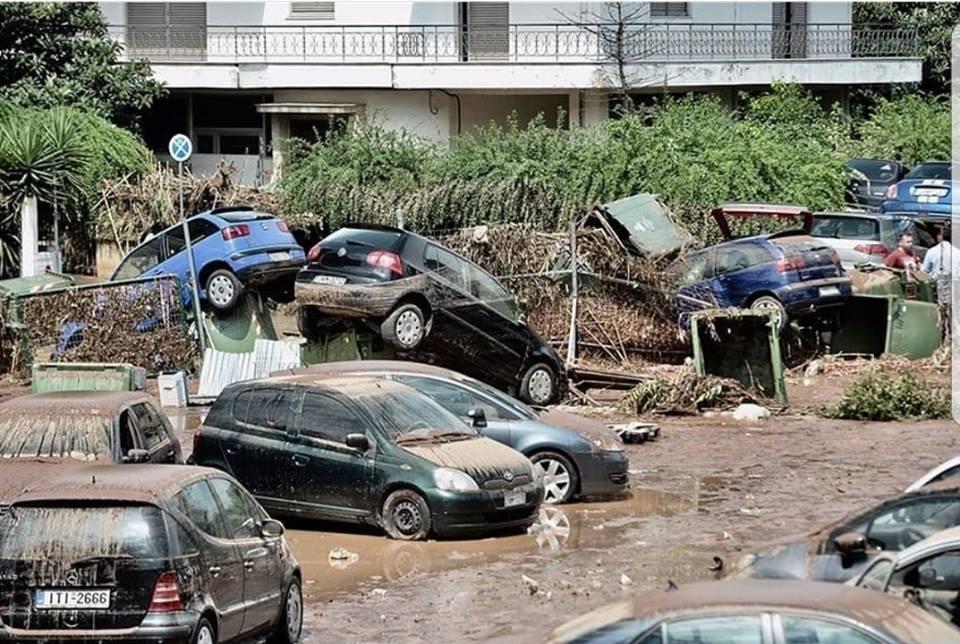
top-left (256, 102), bottom-right (363, 114)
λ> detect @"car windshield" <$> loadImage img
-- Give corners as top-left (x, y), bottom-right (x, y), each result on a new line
top-left (0, 504), bottom-right (169, 561)
top-left (356, 387), bottom-right (477, 444)
top-left (849, 159), bottom-right (900, 182)
top-left (906, 163), bottom-right (951, 180)
top-left (0, 411), bottom-right (112, 460)
top-left (811, 216), bottom-right (880, 241)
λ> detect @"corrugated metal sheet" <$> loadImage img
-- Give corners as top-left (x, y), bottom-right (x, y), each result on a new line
top-left (197, 340), bottom-right (302, 399)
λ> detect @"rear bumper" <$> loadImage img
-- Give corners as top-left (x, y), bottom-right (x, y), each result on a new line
top-left (0, 611), bottom-right (197, 642)
top-left (578, 449), bottom-right (630, 497)
top-left (428, 482), bottom-right (544, 536)
top-left (233, 250), bottom-right (306, 285)
top-left (780, 278), bottom-right (852, 315)
top-left (295, 273), bottom-right (428, 318)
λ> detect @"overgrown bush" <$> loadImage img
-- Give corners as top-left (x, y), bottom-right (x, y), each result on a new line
top-left (826, 370), bottom-right (950, 421)
top-left (853, 95), bottom-right (950, 166)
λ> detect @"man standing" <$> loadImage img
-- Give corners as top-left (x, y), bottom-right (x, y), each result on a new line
top-left (921, 225), bottom-right (957, 279)
top-left (884, 232), bottom-right (918, 269)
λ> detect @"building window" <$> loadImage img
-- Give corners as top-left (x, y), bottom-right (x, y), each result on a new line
top-left (126, 3), bottom-right (207, 59)
top-left (288, 2), bottom-right (335, 20)
top-left (650, 2), bottom-right (689, 18)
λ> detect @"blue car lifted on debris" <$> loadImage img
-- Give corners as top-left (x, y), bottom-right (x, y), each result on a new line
top-left (111, 206), bottom-right (305, 314)
top-left (673, 204), bottom-right (852, 330)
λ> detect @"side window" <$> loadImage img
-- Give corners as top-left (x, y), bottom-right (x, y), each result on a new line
top-left (857, 558), bottom-right (894, 592)
top-left (166, 219), bottom-right (219, 259)
top-left (241, 389), bottom-right (291, 432)
top-left (715, 244), bottom-right (772, 276)
top-left (891, 551), bottom-right (960, 593)
top-left (464, 264), bottom-right (520, 321)
top-left (132, 403), bottom-right (168, 450)
top-left (664, 615), bottom-right (763, 643)
top-left (114, 237), bottom-right (164, 280)
top-left (208, 478), bottom-right (260, 539)
top-left (118, 409), bottom-right (137, 454)
top-left (300, 393), bottom-right (365, 444)
top-left (867, 498), bottom-right (960, 549)
top-left (174, 481), bottom-right (229, 540)
top-left (424, 244), bottom-right (468, 291)
top-left (168, 517), bottom-right (201, 556)
top-left (396, 376), bottom-right (512, 421)
top-left (929, 464), bottom-right (960, 487)
top-left (782, 616), bottom-right (880, 644)
top-left (679, 251), bottom-right (713, 285)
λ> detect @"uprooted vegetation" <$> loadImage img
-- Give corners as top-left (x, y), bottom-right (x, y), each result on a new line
top-left (825, 370), bottom-right (951, 421)
top-left (618, 370), bottom-right (764, 416)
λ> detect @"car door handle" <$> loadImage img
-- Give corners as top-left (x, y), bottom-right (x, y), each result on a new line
top-left (292, 454), bottom-right (310, 467)
top-left (208, 565), bottom-right (222, 577)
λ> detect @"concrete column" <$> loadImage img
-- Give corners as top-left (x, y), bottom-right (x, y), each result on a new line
top-left (270, 114), bottom-right (290, 182)
top-left (581, 91), bottom-right (609, 127)
top-left (20, 196), bottom-right (38, 277)
top-left (568, 91), bottom-right (581, 128)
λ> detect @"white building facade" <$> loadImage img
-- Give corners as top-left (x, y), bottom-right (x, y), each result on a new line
top-left (100, 1), bottom-right (921, 184)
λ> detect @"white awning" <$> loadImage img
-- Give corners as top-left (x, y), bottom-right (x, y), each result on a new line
top-left (256, 102), bottom-right (363, 115)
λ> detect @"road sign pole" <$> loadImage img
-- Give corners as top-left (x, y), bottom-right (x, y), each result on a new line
top-left (179, 159), bottom-right (207, 356)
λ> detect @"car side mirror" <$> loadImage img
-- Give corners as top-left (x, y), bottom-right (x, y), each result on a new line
top-left (346, 433), bottom-right (370, 451)
top-left (260, 519), bottom-right (285, 538)
top-left (918, 567), bottom-right (941, 588)
top-left (123, 448), bottom-right (151, 464)
top-left (466, 407), bottom-right (487, 429)
top-left (835, 531), bottom-right (868, 561)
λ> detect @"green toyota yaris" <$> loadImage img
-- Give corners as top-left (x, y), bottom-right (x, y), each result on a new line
top-left (193, 374), bottom-right (545, 539)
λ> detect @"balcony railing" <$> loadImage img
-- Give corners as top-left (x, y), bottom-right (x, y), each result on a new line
top-left (108, 23), bottom-right (919, 65)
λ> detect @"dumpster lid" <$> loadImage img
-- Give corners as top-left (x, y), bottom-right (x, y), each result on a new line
top-left (591, 193), bottom-right (694, 257)
top-left (0, 273), bottom-right (73, 297)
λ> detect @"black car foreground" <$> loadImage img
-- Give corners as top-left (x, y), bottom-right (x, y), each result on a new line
top-left (0, 464), bottom-right (302, 644)
top-left (294, 224), bottom-right (565, 405)
top-left (193, 375), bottom-right (544, 540)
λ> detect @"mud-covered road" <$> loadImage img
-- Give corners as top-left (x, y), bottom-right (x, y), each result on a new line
top-left (169, 411), bottom-right (958, 643)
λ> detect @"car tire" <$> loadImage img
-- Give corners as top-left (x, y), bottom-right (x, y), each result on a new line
top-left (531, 451), bottom-right (579, 505)
top-left (205, 269), bottom-right (244, 315)
top-left (381, 303), bottom-right (427, 350)
top-left (382, 489), bottom-right (431, 541)
top-left (268, 579), bottom-right (303, 644)
top-left (749, 295), bottom-right (787, 331)
top-left (519, 363), bottom-right (557, 405)
top-left (192, 617), bottom-right (216, 644)
top-left (271, 278), bottom-right (296, 305)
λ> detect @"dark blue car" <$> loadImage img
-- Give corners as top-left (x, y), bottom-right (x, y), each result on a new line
top-left (111, 206), bottom-right (305, 314)
top-left (881, 161), bottom-right (954, 218)
top-left (673, 204), bottom-right (852, 330)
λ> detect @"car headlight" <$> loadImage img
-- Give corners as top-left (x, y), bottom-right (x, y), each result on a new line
top-left (433, 467), bottom-right (479, 492)
top-left (591, 436), bottom-right (624, 452)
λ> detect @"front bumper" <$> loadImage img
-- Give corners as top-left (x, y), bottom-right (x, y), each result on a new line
top-left (578, 449), bottom-right (630, 497)
top-left (0, 611), bottom-right (197, 642)
top-left (428, 482), bottom-right (544, 536)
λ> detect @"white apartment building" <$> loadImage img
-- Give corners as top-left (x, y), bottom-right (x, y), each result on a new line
top-left (100, 1), bottom-right (921, 184)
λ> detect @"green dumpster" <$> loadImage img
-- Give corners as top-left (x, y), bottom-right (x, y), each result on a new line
top-left (202, 292), bottom-right (278, 353)
top-left (301, 326), bottom-right (396, 365)
top-left (31, 362), bottom-right (147, 393)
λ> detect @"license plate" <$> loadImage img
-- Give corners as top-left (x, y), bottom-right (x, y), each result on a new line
top-left (819, 286), bottom-right (841, 298)
top-left (915, 188), bottom-right (947, 197)
top-left (35, 589), bottom-right (110, 609)
top-left (503, 491), bottom-right (525, 508)
top-left (312, 275), bottom-right (347, 286)
top-left (269, 251), bottom-right (290, 262)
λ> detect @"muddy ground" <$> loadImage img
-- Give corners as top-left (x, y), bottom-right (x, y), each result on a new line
top-left (165, 409), bottom-right (958, 643)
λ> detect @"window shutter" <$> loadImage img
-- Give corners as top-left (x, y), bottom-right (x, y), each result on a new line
top-left (465, 2), bottom-right (509, 60)
top-left (128, 2), bottom-right (167, 26)
top-left (289, 2), bottom-right (335, 20)
top-left (650, 3), bottom-right (689, 18)
top-left (168, 2), bottom-right (206, 26)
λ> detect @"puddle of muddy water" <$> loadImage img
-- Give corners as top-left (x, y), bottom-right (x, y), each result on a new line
top-left (288, 488), bottom-right (689, 600)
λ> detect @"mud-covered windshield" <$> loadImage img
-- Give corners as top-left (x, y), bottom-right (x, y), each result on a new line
top-left (0, 505), bottom-right (168, 561)
top-left (359, 388), bottom-right (476, 444)
top-left (0, 412), bottom-right (112, 460)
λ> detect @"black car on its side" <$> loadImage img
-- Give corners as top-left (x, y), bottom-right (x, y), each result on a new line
top-left (0, 463), bottom-right (302, 643)
top-left (192, 375), bottom-right (544, 540)
top-left (294, 224), bottom-right (565, 405)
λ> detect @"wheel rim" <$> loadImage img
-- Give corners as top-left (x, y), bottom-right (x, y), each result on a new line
top-left (752, 299), bottom-right (782, 325)
top-left (208, 275), bottom-right (235, 307)
top-left (197, 625), bottom-right (214, 644)
top-left (527, 368), bottom-right (553, 404)
top-left (534, 507), bottom-right (572, 550)
top-left (393, 499), bottom-right (422, 535)
top-left (286, 584), bottom-right (302, 640)
top-left (395, 310), bottom-right (422, 346)
top-left (536, 458), bottom-right (571, 504)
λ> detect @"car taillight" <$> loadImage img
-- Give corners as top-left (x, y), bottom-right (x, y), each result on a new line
top-left (854, 243), bottom-right (889, 256)
top-left (148, 571), bottom-right (184, 613)
top-left (827, 249), bottom-right (840, 265)
top-left (776, 255), bottom-right (806, 272)
top-left (366, 251), bottom-right (403, 276)
top-left (277, 220), bottom-right (290, 233)
top-left (306, 243), bottom-right (322, 263)
top-left (221, 224), bottom-right (250, 241)
top-left (884, 184), bottom-right (898, 200)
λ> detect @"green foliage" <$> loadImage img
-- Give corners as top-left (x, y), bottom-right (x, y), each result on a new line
top-left (854, 95), bottom-right (950, 167)
top-left (827, 370), bottom-right (950, 421)
top-left (0, 2), bottom-right (165, 129)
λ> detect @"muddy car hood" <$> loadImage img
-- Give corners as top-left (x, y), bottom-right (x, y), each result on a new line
top-left (403, 436), bottom-right (533, 483)
top-left (537, 409), bottom-right (622, 451)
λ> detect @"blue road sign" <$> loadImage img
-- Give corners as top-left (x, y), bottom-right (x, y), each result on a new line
top-left (168, 134), bottom-right (193, 163)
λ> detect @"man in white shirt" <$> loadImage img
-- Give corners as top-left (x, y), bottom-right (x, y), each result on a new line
top-left (921, 225), bottom-right (957, 279)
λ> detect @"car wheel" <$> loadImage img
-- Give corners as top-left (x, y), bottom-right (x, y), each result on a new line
top-left (205, 269), bottom-right (244, 315)
top-left (192, 617), bottom-right (216, 644)
top-left (519, 363), bottom-right (557, 405)
top-left (382, 489), bottom-right (431, 540)
top-left (271, 278), bottom-right (296, 305)
top-left (750, 295), bottom-right (787, 331)
top-left (381, 303), bottom-right (427, 350)
top-left (531, 451), bottom-right (579, 505)
top-left (268, 579), bottom-right (303, 644)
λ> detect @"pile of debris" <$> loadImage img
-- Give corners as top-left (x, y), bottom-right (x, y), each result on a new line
top-left (618, 369), bottom-right (765, 416)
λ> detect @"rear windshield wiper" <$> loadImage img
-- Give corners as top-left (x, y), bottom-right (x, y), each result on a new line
top-left (69, 554), bottom-right (134, 567)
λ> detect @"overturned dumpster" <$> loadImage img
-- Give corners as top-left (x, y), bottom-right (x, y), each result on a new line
top-left (832, 266), bottom-right (940, 359)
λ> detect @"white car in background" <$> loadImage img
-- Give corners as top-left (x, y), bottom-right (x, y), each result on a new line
top-left (906, 455), bottom-right (960, 493)
top-left (811, 212), bottom-right (940, 270)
